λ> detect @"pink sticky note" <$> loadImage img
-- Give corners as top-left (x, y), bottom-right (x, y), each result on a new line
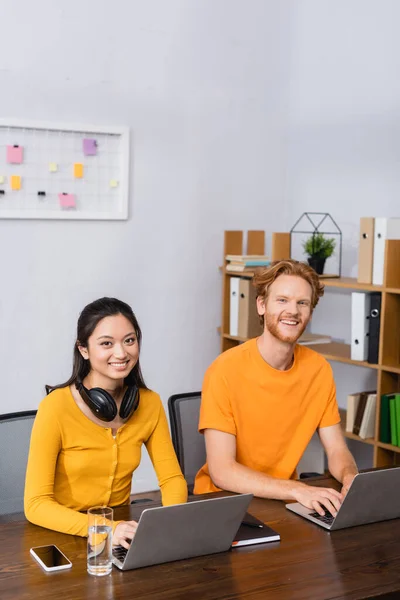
top-left (83, 138), bottom-right (97, 155)
top-left (7, 145), bottom-right (23, 164)
top-left (58, 193), bottom-right (76, 209)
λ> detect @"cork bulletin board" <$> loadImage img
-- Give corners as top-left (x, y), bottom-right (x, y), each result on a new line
top-left (0, 119), bottom-right (130, 220)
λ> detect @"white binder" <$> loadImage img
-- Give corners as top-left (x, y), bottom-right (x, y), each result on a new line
top-left (372, 218), bottom-right (400, 285)
top-left (351, 292), bottom-right (371, 361)
top-left (229, 277), bottom-right (240, 337)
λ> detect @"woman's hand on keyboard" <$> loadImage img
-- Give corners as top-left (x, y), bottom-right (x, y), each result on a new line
top-left (113, 520), bottom-right (138, 549)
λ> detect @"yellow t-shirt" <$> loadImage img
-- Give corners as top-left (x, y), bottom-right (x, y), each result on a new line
top-left (194, 339), bottom-right (340, 494)
top-left (24, 386), bottom-right (187, 537)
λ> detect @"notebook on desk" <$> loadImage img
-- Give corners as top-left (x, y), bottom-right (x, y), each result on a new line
top-left (112, 494), bottom-right (253, 570)
top-left (286, 467), bottom-right (400, 531)
top-left (233, 512), bottom-right (280, 547)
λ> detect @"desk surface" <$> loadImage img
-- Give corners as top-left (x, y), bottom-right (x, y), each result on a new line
top-left (1, 476), bottom-right (400, 600)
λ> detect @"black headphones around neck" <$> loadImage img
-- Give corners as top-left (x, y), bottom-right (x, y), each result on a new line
top-left (76, 381), bottom-right (140, 422)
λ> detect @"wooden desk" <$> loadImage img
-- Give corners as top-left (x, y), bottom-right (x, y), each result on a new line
top-left (1, 476), bottom-right (400, 600)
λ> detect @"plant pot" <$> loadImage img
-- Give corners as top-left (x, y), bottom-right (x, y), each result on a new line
top-left (308, 257), bottom-right (326, 275)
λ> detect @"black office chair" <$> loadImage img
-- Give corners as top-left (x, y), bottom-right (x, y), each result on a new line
top-left (0, 411), bottom-right (37, 515)
top-left (168, 392), bottom-right (206, 494)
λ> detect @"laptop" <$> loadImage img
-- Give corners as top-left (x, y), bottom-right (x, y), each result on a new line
top-left (112, 493), bottom-right (252, 570)
top-left (286, 467), bottom-right (400, 531)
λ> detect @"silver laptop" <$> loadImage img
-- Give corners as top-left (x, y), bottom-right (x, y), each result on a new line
top-left (286, 467), bottom-right (400, 531)
top-left (112, 493), bottom-right (252, 570)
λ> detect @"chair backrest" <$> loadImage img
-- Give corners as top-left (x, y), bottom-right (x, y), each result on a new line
top-left (168, 392), bottom-right (206, 490)
top-left (0, 411), bottom-right (37, 515)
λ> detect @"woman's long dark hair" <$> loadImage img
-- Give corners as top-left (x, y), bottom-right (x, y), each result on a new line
top-left (47, 297), bottom-right (147, 392)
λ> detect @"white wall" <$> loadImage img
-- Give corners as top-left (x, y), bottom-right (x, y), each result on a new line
top-left (285, 0), bottom-right (400, 467)
top-left (0, 1), bottom-right (290, 490)
top-left (3, 0), bottom-right (396, 488)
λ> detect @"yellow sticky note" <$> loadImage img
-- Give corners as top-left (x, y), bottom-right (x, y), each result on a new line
top-left (74, 163), bottom-right (84, 178)
top-left (0, 175), bottom-right (5, 184)
top-left (110, 179), bottom-right (118, 188)
top-left (11, 175), bottom-right (21, 190)
top-left (49, 162), bottom-right (58, 172)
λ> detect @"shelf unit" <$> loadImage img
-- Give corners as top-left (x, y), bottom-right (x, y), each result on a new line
top-left (220, 230), bottom-right (400, 469)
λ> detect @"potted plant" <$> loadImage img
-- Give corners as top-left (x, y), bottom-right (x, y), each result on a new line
top-left (302, 233), bottom-right (336, 275)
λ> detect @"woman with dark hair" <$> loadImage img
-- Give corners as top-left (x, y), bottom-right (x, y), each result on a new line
top-left (24, 298), bottom-right (187, 548)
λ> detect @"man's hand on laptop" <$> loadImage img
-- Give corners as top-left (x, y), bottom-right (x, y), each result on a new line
top-left (340, 473), bottom-right (357, 498)
top-left (292, 484), bottom-right (343, 516)
top-left (113, 520), bottom-right (138, 549)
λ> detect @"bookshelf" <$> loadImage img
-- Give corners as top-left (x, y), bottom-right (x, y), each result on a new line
top-left (219, 230), bottom-right (400, 469)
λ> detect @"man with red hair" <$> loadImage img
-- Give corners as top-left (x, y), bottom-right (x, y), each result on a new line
top-left (194, 260), bottom-right (358, 517)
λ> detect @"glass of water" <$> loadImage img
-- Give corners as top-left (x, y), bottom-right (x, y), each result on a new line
top-left (87, 506), bottom-right (113, 576)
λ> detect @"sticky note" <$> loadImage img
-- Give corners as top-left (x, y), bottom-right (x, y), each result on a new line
top-left (11, 175), bottom-right (21, 190)
top-left (0, 176), bottom-right (5, 184)
top-left (83, 138), bottom-right (97, 155)
top-left (74, 163), bottom-right (84, 178)
top-left (59, 193), bottom-right (76, 209)
top-left (7, 145), bottom-right (23, 164)
top-left (49, 162), bottom-right (58, 172)
top-left (110, 179), bottom-right (119, 188)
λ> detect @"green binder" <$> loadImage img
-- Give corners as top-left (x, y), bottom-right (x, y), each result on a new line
top-left (395, 394), bottom-right (400, 448)
top-left (380, 394), bottom-right (393, 444)
top-left (389, 398), bottom-right (398, 447)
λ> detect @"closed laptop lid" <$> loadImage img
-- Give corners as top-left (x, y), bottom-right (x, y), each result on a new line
top-left (121, 493), bottom-right (253, 570)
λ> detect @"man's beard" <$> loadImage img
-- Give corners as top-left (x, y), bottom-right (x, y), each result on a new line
top-left (264, 312), bottom-right (308, 344)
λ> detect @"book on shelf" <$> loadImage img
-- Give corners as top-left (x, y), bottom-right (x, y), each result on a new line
top-left (395, 394), bottom-right (400, 448)
top-left (226, 264), bottom-right (269, 273)
top-left (230, 260), bottom-right (271, 267)
top-left (353, 392), bottom-right (369, 436)
top-left (225, 254), bottom-right (270, 272)
top-left (350, 391), bottom-right (376, 437)
top-left (379, 392), bottom-right (400, 447)
top-left (232, 513), bottom-right (280, 548)
top-left (358, 393), bottom-right (377, 439)
top-left (380, 393), bottom-right (393, 444)
top-left (346, 393), bottom-right (361, 433)
top-left (379, 392), bottom-right (400, 446)
top-left (389, 397), bottom-right (398, 447)
top-left (298, 333), bottom-right (332, 346)
top-left (388, 393), bottom-right (400, 447)
top-left (226, 254), bottom-right (269, 262)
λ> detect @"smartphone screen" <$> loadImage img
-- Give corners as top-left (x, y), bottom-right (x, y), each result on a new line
top-left (30, 545), bottom-right (72, 569)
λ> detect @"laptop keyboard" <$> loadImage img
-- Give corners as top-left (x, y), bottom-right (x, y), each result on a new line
top-left (112, 545), bottom-right (128, 562)
top-left (309, 510), bottom-right (335, 525)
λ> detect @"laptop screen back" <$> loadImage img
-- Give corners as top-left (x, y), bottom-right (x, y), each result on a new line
top-left (120, 494), bottom-right (252, 570)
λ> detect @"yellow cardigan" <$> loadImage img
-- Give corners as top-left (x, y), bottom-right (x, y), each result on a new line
top-left (24, 386), bottom-right (187, 537)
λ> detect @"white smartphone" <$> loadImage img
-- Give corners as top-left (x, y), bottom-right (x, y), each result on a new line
top-left (30, 545), bottom-right (72, 572)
